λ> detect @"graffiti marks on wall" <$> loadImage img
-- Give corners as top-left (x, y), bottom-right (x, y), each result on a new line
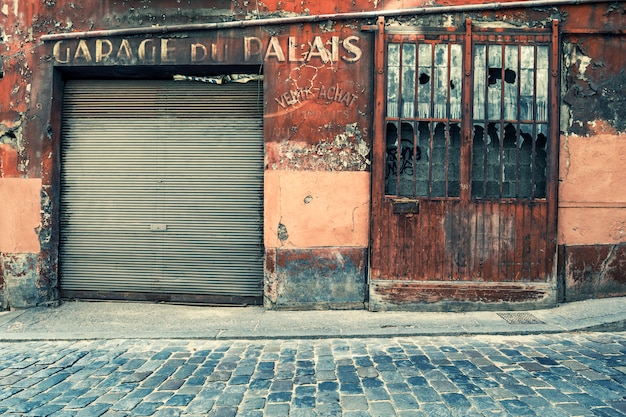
top-left (275, 83), bottom-right (358, 109)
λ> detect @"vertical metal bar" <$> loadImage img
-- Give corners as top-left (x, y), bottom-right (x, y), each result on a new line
top-left (483, 43), bottom-right (489, 198)
top-left (499, 44), bottom-right (505, 198)
top-left (396, 40), bottom-right (403, 197)
top-left (462, 19), bottom-right (473, 280)
top-left (516, 44), bottom-right (522, 198)
top-left (445, 42), bottom-right (451, 197)
top-left (413, 40), bottom-right (420, 196)
top-left (531, 44), bottom-right (538, 199)
top-left (462, 19), bottom-right (472, 202)
top-left (428, 43), bottom-right (436, 197)
top-left (371, 16), bottom-right (386, 279)
top-left (547, 20), bottom-right (560, 278)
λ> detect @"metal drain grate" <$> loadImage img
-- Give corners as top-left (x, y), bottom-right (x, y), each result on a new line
top-left (497, 312), bottom-right (545, 325)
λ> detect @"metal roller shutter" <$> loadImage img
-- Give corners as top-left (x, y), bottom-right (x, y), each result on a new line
top-left (60, 79), bottom-right (264, 302)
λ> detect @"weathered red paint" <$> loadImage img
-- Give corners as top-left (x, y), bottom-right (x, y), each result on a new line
top-left (0, 0), bottom-right (624, 309)
top-left (562, 244), bottom-right (626, 301)
top-left (370, 281), bottom-right (552, 311)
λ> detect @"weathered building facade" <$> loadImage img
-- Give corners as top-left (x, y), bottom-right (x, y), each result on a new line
top-left (0, 0), bottom-right (624, 311)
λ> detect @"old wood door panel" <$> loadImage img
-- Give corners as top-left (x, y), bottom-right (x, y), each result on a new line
top-left (369, 21), bottom-right (558, 310)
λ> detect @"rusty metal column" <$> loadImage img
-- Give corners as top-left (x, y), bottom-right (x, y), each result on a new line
top-left (547, 19), bottom-right (560, 275)
top-left (370, 16), bottom-right (386, 281)
top-left (461, 19), bottom-right (473, 202)
top-left (460, 19), bottom-right (474, 279)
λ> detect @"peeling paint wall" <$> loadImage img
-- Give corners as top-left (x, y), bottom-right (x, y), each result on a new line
top-left (557, 2), bottom-right (626, 301)
top-left (0, 0), bottom-right (625, 309)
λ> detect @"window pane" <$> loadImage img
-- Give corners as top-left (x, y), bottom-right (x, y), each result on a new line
top-left (449, 44), bottom-right (462, 120)
top-left (434, 44), bottom-right (448, 119)
top-left (473, 45), bottom-right (486, 120)
top-left (487, 45), bottom-right (503, 120)
top-left (399, 122), bottom-right (415, 196)
top-left (418, 44), bottom-right (432, 118)
top-left (536, 46), bottom-right (549, 121)
top-left (387, 43), bottom-right (400, 118)
top-left (471, 123), bottom-right (486, 197)
top-left (520, 46), bottom-right (535, 121)
top-left (535, 123), bottom-right (548, 198)
top-left (504, 45), bottom-right (518, 121)
top-left (401, 44), bottom-right (416, 118)
top-left (385, 121), bottom-right (399, 195)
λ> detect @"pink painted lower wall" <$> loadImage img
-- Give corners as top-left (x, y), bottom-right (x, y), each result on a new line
top-left (559, 132), bottom-right (626, 246)
top-left (264, 170), bottom-right (370, 249)
top-left (0, 178), bottom-right (42, 253)
top-left (558, 131), bottom-right (626, 300)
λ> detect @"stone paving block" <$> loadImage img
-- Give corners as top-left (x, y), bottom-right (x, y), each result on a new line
top-left (499, 399), bottom-right (537, 416)
top-left (248, 378), bottom-right (271, 390)
top-left (343, 411), bottom-right (371, 417)
top-left (411, 386), bottom-right (440, 402)
top-left (66, 395), bottom-right (99, 409)
top-left (152, 406), bottom-right (184, 416)
top-left (483, 387), bottom-right (516, 400)
top-left (293, 395), bottom-right (316, 408)
top-left (369, 400), bottom-right (396, 416)
top-left (207, 406), bottom-right (238, 417)
top-left (270, 380), bottom-right (293, 392)
top-left (184, 397), bottom-right (215, 414)
top-left (317, 390), bottom-right (340, 404)
top-left (557, 402), bottom-right (597, 416)
top-left (391, 392), bottom-right (419, 410)
top-left (536, 388), bottom-right (574, 403)
top-left (92, 392), bottom-right (126, 405)
top-left (419, 402), bottom-right (454, 417)
top-left (387, 382), bottom-right (411, 393)
top-left (316, 370), bottom-right (337, 381)
top-left (75, 403), bottom-right (111, 417)
top-left (397, 411), bottom-right (425, 417)
top-left (240, 396), bottom-right (266, 410)
top-left (264, 402), bottom-right (291, 416)
top-left (165, 394), bottom-right (195, 407)
top-left (340, 383), bottom-right (363, 394)
top-left (237, 411), bottom-right (263, 417)
top-left (340, 394), bottom-right (368, 410)
top-left (141, 374), bottom-right (169, 388)
top-left (267, 391), bottom-right (292, 403)
top-left (132, 401), bottom-right (164, 416)
top-left (430, 379), bottom-right (459, 393)
top-left (517, 394), bottom-right (551, 409)
top-left (215, 391), bottom-right (244, 407)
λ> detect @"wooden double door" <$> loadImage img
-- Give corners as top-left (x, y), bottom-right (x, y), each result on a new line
top-left (369, 19), bottom-right (560, 310)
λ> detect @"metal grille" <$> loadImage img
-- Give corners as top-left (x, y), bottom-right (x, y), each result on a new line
top-left (385, 35), bottom-right (464, 198)
top-left (471, 37), bottom-right (550, 200)
top-left (60, 80), bottom-right (264, 298)
top-left (384, 32), bottom-right (551, 201)
top-left (498, 312), bottom-right (545, 325)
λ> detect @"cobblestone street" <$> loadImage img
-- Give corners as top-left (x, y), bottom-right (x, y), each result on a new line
top-left (0, 332), bottom-right (625, 417)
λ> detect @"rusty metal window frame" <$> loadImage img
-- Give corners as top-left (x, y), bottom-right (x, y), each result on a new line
top-left (382, 23), bottom-right (557, 202)
top-left (470, 30), bottom-right (552, 200)
top-left (384, 31), bottom-right (465, 199)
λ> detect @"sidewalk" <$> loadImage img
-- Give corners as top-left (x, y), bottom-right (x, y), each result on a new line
top-left (0, 297), bottom-right (624, 341)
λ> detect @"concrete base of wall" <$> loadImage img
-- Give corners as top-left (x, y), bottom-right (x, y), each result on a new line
top-left (1, 253), bottom-right (59, 310)
top-left (264, 247), bottom-right (367, 310)
top-left (561, 244), bottom-right (626, 302)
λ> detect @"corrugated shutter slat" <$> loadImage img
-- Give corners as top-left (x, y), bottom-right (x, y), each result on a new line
top-left (60, 80), bottom-right (264, 298)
